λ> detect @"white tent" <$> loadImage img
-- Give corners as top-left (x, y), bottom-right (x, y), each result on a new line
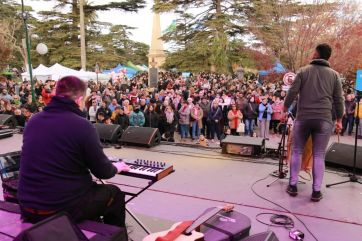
top-left (21, 64), bottom-right (52, 82)
top-left (21, 63), bottom-right (111, 83)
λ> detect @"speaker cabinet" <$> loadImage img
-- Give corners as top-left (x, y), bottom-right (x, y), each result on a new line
top-left (94, 123), bottom-right (123, 144)
top-left (0, 114), bottom-right (16, 128)
top-left (325, 142), bottom-right (362, 173)
top-left (120, 127), bottom-right (161, 147)
top-left (242, 231), bottom-right (279, 241)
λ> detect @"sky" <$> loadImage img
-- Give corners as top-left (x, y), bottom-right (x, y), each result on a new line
top-left (16, 0), bottom-right (175, 47)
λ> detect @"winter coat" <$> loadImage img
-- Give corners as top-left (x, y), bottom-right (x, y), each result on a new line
top-left (244, 102), bottom-right (259, 119)
top-left (227, 110), bottom-right (243, 129)
top-left (144, 111), bottom-right (160, 128)
top-left (178, 106), bottom-right (191, 125)
top-left (208, 106), bottom-right (222, 122)
top-left (271, 102), bottom-right (284, 120)
top-left (258, 103), bottom-right (273, 121)
top-left (129, 111), bottom-right (145, 127)
top-left (190, 107), bottom-right (203, 128)
top-left (114, 114), bottom-right (129, 130)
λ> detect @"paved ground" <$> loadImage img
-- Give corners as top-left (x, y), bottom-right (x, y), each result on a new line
top-left (1, 133), bottom-right (361, 241)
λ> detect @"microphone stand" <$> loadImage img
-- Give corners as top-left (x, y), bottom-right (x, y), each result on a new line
top-left (267, 116), bottom-right (291, 187)
top-left (326, 93), bottom-right (362, 187)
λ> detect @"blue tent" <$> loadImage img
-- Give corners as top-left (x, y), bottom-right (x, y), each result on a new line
top-left (258, 61), bottom-right (287, 76)
top-left (103, 64), bottom-right (138, 78)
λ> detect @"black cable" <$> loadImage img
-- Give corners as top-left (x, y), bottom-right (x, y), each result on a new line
top-left (251, 176), bottom-right (319, 241)
top-left (255, 212), bottom-right (294, 229)
top-left (0, 231), bottom-right (16, 239)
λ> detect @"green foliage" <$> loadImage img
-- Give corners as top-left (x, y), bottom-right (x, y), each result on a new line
top-left (155, 0), bottom-right (250, 73)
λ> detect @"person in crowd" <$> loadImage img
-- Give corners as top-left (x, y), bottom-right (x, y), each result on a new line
top-left (271, 97), bottom-right (284, 134)
top-left (284, 43), bottom-right (344, 201)
top-left (122, 99), bottom-right (133, 116)
top-left (356, 98), bottom-right (362, 139)
top-left (108, 98), bottom-right (119, 113)
top-left (190, 101), bottom-right (203, 141)
top-left (96, 112), bottom-right (105, 123)
top-left (144, 104), bottom-right (159, 128)
top-left (18, 76), bottom-right (130, 227)
top-left (243, 96), bottom-right (258, 137)
top-left (113, 106), bottom-right (130, 130)
top-left (341, 94), bottom-right (355, 136)
top-left (208, 100), bottom-right (222, 142)
top-left (227, 104), bottom-right (243, 135)
top-left (129, 105), bottom-right (145, 127)
top-left (0, 89), bottom-right (13, 102)
top-left (178, 100), bottom-right (191, 141)
top-left (14, 108), bottom-right (26, 127)
top-left (258, 97), bottom-right (273, 140)
top-left (200, 97), bottom-right (210, 138)
top-left (88, 100), bottom-right (99, 123)
top-left (162, 105), bottom-right (177, 142)
top-left (96, 101), bottom-right (112, 120)
top-left (41, 82), bottom-right (55, 105)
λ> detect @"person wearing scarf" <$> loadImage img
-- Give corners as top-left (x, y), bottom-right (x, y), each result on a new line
top-left (178, 100), bottom-right (191, 141)
top-left (227, 104), bottom-right (243, 135)
top-left (191, 101), bottom-right (203, 140)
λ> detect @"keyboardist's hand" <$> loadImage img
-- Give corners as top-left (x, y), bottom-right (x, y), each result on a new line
top-left (113, 162), bottom-right (130, 173)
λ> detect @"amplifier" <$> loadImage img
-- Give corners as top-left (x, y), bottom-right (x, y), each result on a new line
top-left (221, 136), bottom-right (265, 156)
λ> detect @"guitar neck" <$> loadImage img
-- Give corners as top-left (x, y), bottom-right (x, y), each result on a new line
top-left (184, 207), bottom-right (221, 235)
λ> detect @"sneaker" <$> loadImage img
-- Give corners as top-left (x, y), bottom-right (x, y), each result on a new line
top-left (286, 185), bottom-right (298, 197)
top-left (311, 191), bottom-right (323, 202)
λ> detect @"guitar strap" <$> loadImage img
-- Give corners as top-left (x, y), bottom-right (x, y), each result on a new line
top-left (155, 221), bottom-right (193, 241)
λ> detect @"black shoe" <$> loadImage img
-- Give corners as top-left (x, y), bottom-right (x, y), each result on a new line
top-left (286, 185), bottom-right (298, 197)
top-left (311, 191), bottom-right (323, 202)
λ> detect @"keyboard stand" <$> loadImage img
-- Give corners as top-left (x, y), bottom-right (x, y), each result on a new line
top-left (124, 181), bottom-right (155, 235)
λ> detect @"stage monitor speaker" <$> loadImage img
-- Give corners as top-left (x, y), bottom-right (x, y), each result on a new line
top-left (325, 142), bottom-right (362, 173)
top-left (0, 114), bottom-right (16, 128)
top-left (94, 123), bottom-right (123, 144)
top-left (120, 126), bottom-right (161, 147)
top-left (14, 212), bottom-right (128, 241)
top-left (221, 136), bottom-right (265, 156)
top-left (241, 231), bottom-right (279, 241)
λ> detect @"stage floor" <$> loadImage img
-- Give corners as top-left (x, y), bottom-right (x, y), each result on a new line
top-left (1, 134), bottom-right (361, 241)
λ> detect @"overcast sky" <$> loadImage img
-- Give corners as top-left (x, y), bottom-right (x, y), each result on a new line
top-left (16, 0), bottom-right (362, 48)
top-left (16, 0), bottom-right (175, 46)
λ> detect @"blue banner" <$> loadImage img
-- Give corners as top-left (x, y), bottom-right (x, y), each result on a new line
top-left (356, 70), bottom-right (362, 91)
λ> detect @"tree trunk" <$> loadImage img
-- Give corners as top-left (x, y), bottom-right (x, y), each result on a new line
top-left (79, 0), bottom-right (86, 70)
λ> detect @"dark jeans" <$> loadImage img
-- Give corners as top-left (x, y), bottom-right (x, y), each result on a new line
top-left (342, 114), bottom-right (354, 135)
top-left (270, 120), bottom-right (281, 134)
top-left (209, 120), bottom-right (221, 140)
top-left (21, 184), bottom-right (126, 227)
top-left (201, 117), bottom-right (210, 138)
top-left (290, 120), bottom-right (333, 191)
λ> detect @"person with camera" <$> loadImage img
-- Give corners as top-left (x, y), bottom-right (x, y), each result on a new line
top-left (18, 76), bottom-right (130, 227)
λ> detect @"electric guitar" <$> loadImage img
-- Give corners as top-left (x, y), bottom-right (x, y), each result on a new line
top-left (143, 204), bottom-right (234, 241)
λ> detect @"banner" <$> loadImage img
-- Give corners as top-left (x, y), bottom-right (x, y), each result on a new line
top-left (356, 70), bottom-right (362, 91)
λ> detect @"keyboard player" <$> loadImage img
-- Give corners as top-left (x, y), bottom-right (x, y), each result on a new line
top-left (18, 76), bottom-right (130, 227)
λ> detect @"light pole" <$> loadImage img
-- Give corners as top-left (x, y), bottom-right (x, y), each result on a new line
top-left (21, 0), bottom-right (35, 102)
top-left (95, 62), bottom-right (100, 83)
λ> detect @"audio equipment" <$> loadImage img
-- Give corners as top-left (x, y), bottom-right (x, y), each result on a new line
top-left (109, 157), bottom-right (174, 182)
top-left (241, 231), bottom-right (279, 241)
top-left (0, 114), bottom-right (16, 128)
top-left (120, 127), bottom-right (161, 147)
top-left (94, 123), bottom-right (123, 144)
top-left (0, 129), bottom-right (13, 139)
top-left (325, 142), bottom-right (362, 173)
top-left (221, 136), bottom-right (265, 156)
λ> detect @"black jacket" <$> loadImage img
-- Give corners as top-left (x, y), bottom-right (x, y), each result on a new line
top-left (144, 111), bottom-right (159, 128)
top-left (114, 113), bottom-right (129, 130)
top-left (18, 96), bottom-right (117, 210)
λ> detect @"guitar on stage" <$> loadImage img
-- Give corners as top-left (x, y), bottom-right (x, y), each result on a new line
top-left (143, 204), bottom-right (234, 241)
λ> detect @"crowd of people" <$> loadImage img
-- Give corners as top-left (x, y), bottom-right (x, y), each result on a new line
top-left (1, 70), bottom-right (361, 142)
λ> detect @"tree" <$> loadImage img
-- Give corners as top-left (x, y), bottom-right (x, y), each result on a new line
top-left (31, 0), bottom-right (146, 69)
top-left (154, 0), bottom-right (250, 73)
